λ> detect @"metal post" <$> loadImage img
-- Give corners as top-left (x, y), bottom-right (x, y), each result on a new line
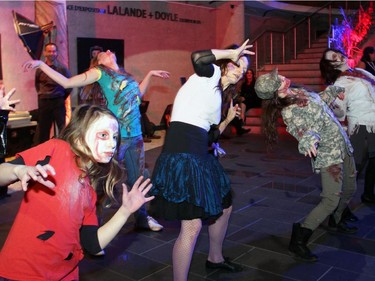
top-left (293, 27), bottom-right (297, 60)
top-left (308, 17), bottom-right (311, 48)
top-left (255, 41), bottom-right (258, 72)
top-left (282, 33), bottom-right (285, 64)
top-left (270, 32), bottom-right (273, 64)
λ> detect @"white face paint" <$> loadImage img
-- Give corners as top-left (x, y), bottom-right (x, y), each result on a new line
top-left (277, 75), bottom-right (291, 98)
top-left (325, 50), bottom-right (347, 67)
top-left (84, 115), bottom-right (119, 163)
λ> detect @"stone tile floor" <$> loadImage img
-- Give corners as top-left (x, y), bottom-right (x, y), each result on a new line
top-left (1, 131), bottom-right (374, 281)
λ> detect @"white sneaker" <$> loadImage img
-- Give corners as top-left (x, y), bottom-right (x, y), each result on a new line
top-left (147, 216), bottom-right (164, 232)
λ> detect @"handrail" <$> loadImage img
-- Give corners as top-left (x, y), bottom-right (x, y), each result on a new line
top-left (250, 2), bottom-right (335, 72)
top-left (285, 2), bottom-right (333, 34)
top-left (250, 2), bottom-right (333, 45)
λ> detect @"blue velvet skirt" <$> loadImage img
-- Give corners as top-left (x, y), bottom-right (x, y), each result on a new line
top-left (150, 121), bottom-right (232, 221)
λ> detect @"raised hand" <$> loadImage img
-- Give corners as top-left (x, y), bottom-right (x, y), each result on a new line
top-left (13, 164), bottom-right (56, 191)
top-left (226, 99), bottom-right (240, 122)
top-left (121, 176), bottom-right (154, 214)
top-left (150, 70), bottom-right (171, 79)
top-left (22, 60), bottom-right (42, 72)
top-left (231, 39), bottom-right (255, 62)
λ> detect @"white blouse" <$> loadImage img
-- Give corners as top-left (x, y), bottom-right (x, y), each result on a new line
top-left (334, 68), bottom-right (375, 135)
top-left (171, 64), bottom-right (222, 131)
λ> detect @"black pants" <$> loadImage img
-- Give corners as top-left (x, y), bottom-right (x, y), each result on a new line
top-left (351, 126), bottom-right (375, 196)
top-left (37, 97), bottom-right (66, 144)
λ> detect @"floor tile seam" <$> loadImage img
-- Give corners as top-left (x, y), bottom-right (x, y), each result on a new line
top-left (137, 265), bottom-right (172, 281)
top-left (124, 250), bottom-right (172, 272)
top-left (362, 228), bottom-right (375, 240)
top-left (248, 266), bottom-right (302, 281)
top-left (236, 250), bottom-right (305, 281)
top-left (309, 237), bottom-right (375, 259)
top-left (318, 264), bottom-right (375, 279)
top-left (233, 198), bottom-right (269, 213)
top-left (244, 246), bottom-right (352, 280)
top-left (87, 264), bottom-right (135, 280)
top-left (312, 225), bottom-right (375, 246)
top-left (133, 239), bottom-right (175, 256)
top-left (226, 217), bottom-right (264, 236)
top-left (316, 266), bottom-right (334, 281)
top-left (250, 182), bottom-right (321, 195)
top-left (228, 227), bottom-right (292, 242)
top-left (134, 233), bottom-right (176, 244)
top-left (189, 270), bottom-right (217, 281)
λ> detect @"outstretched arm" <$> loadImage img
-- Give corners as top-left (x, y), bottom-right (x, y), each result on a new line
top-left (97, 176), bottom-right (154, 249)
top-left (138, 70), bottom-right (170, 97)
top-left (212, 39), bottom-right (254, 62)
top-left (23, 60), bottom-right (100, 88)
top-left (192, 39), bottom-right (254, 77)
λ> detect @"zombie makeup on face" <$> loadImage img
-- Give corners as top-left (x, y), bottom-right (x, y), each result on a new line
top-left (85, 115), bottom-right (119, 163)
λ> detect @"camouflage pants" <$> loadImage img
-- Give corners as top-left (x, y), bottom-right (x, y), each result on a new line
top-left (302, 153), bottom-right (357, 231)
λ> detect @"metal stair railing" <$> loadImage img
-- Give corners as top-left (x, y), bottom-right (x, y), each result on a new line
top-left (250, 2), bottom-right (339, 73)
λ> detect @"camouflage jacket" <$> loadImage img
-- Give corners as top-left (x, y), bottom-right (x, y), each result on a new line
top-left (281, 85), bottom-right (353, 172)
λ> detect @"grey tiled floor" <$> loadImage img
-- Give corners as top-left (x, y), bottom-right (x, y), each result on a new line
top-left (1, 132), bottom-right (375, 281)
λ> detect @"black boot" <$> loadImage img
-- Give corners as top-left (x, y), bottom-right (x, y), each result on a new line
top-left (341, 206), bottom-right (359, 222)
top-left (288, 223), bottom-right (318, 262)
top-left (328, 215), bottom-right (358, 234)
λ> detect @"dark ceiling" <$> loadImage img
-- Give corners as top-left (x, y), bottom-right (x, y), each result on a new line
top-left (180, 1), bottom-right (370, 11)
top-left (279, 1), bottom-right (369, 10)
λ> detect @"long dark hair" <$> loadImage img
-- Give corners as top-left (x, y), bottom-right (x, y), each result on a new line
top-left (361, 46), bottom-right (375, 62)
top-left (217, 44), bottom-right (250, 119)
top-left (320, 48), bottom-right (344, 84)
top-left (262, 88), bottom-right (308, 148)
top-left (59, 105), bottom-right (124, 203)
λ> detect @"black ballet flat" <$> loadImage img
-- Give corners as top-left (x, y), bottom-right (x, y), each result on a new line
top-left (205, 257), bottom-right (243, 272)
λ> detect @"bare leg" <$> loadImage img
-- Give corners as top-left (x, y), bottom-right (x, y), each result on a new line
top-left (173, 219), bottom-right (202, 281)
top-left (207, 206), bottom-right (232, 263)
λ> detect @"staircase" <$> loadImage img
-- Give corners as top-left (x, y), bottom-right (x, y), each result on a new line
top-left (245, 36), bottom-right (329, 134)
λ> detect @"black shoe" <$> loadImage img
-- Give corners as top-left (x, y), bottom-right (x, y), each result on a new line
top-left (237, 127), bottom-right (251, 136)
top-left (361, 194), bottom-right (375, 204)
top-left (342, 207), bottom-right (359, 222)
top-left (205, 257), bottom-right (243, 272)
top-left (328, 215), bottom-right (358, 234)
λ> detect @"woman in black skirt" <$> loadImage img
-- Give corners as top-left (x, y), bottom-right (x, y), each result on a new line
top-left (150, 40), bottom-right (253, 281)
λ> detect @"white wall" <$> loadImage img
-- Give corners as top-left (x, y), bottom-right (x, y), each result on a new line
top-left (1, 1), bottom-right (245, 123)
top-left (0, 1), bottom-right (38, 111)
